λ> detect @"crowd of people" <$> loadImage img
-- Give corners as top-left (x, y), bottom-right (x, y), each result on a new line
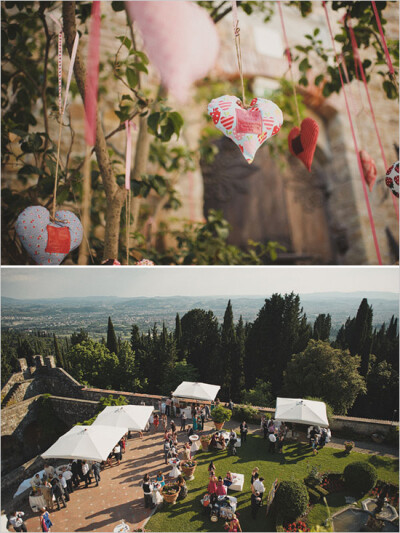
top-left (261, 416), bottom-right (287, 453)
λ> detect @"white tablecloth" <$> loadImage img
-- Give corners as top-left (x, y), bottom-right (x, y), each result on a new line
top-left (189, 434), bottom-right (200, 453)
top-left (168, 458), bottom-right (181, 478)
top-left (29, 494), bottom-right (46, 512)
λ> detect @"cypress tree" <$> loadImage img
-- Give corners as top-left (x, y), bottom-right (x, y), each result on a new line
top-left (174, 313), bottom-right (183, 360)
top-left (53, 334), bottom-right (63, 368)
top-left (220, 300), bottom-right (236, 398)
top-left (106, 316), bottom-right (119, 355)
top-left (350, 299), bottom-right (373, 376)
top-left (231, 315), bottom-right (245, 402)
top-left (313, 314), bottom-right (331, 341)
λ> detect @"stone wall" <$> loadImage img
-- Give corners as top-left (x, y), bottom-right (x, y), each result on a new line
top-left (49, 396), bottom-right (99, 426)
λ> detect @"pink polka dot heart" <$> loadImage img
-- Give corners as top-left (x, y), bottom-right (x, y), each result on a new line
top-left (15, 206), bottom-right (83, 265)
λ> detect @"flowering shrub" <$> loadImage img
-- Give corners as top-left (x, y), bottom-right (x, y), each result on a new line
top-left (283, 520), bottom-right (310, 532)
top-left (370, 481), bottom-right (399, 510)
top-left (162, 483), bottom-right (179, 495)
top-left (181, 460), bottom-right (196, 468)
top-left (321, 473), bottom-right (345, 493)
top-left (344, 441), bottom-right (354, 453)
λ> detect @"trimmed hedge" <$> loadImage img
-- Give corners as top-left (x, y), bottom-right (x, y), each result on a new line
top-left (232, 405), bottom-right (261, 424)
top-left (343, 461), bottom-right (378, 494)
top-left (307, 487), bottom-right (321, 504)
top-left (275, 480), bottom-right (309, 522)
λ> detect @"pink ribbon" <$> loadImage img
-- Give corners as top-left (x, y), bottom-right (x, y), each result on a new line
top-left (347, 18), bottom-right (399, 220)
top-left (84, 1), bottom-right (101, 146)
top-left (125, 120), bottom-right (132, 190)
top-left (323, 2), bottom-right (382, 265)
top-left (371, 1), bottom-right (395, 76)
top-left (277, 2), bottom-right (292, 67)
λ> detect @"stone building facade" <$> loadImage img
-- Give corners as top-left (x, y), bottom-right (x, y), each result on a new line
top-left (2, 2), bottom-right (398, 264)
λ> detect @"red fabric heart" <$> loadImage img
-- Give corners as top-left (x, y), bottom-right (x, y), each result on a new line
top-left (359, 149), bottom-right (377, 192)
top-left (288, 117), bottom-right (319, 172)
top-left (45, 226), bottom-right (71, 254)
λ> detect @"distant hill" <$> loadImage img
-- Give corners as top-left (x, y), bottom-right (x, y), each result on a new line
top-left (1, 292), bottom-right (398, 339)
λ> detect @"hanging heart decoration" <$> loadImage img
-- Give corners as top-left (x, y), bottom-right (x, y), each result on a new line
top-left (15, 206), bottom-right (83, 265)
top-left (288, 117), bottom-right (319, 172)
top-left (359, 150), bottom-right (377, 192)
top-left (208, 96), bottom-right (283, 164)
top-left (385, 161), bottom-right (399, 198)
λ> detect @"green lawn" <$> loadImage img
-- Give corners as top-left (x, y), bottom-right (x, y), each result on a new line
top-left (146, 435), bottom-right (398, 532)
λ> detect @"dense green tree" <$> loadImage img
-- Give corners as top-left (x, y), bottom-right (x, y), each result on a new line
top-left (53, 334), bottom-right (64, 368)
top-left (283, 340), bottom-right (366, 415)
top-left (71, 329), bottom-right (89, 346)
top-left (373, 316), bottom-right (399, 370)
top-left (106, 316), bottom-right (119, 355)
top-left (66, 339), bottom-right (119, 389)
top-left (245, 293), bottom-right (311, 394)
top-left (180, 309), bottom-right (221, 385)
top-left (242, 379), bottom-right (273, 408)
top-left (350, 299), bottom-right (373, 376)
top-left (174, 313), bottom-right (183, 360)
top-left (230, 315), bottom-right (246, 402)
top-left (220, 300), bottom-right (236, 398)
top-left (312, 314), bottom-right (331, 341)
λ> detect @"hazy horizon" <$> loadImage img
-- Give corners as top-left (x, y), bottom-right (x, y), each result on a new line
top-left (2, 266), bottom-right (399, 300)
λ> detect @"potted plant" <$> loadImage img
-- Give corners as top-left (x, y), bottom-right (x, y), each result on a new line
top-left (344, 441), bottom-right (354, 454)
top-left (181, 459), bottom-right (197, 480)
top-left (211, 405), bottom-right (231, 430)
top-left (200, 435), bottom-right (211, 451)
top-left (161, 483), bottom-right (180, 504)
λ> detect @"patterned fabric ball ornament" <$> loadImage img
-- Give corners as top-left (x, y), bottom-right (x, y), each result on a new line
top-left (288, 118), bottom-right (319, 172)
top-left (15, 206), bottom-right (83, 265)
top-left (359, 150), bottom-right (377, 192)
top-left (385, 161), bottom-right (399, 198)
top-left (125, 1), bottom-right (219, 103)
top-left (207, 96), bottom-right (283, 164)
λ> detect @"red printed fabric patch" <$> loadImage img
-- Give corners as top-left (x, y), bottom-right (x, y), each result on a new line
top-left (45, 225), bottom-right (71, 254)
top-left (235, 108), bottom-right (262, 134)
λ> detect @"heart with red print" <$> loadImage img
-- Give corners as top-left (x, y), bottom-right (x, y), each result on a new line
top-left (15, 206), bottom-right (83, 265)
top-left (208, 95), bottom-right (283, 164)
top-left (288, 117), bottom-right (319, 172)
top-left (385, 161), bottom-right (399, 198)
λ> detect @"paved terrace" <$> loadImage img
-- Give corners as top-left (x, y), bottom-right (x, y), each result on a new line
top-left (5, 418), bottom-right (398, 532)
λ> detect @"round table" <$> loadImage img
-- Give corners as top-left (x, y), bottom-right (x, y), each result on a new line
top-left (168, 458), bottom-right (181, 478)
top-left (29, 493), bottom-right (46, 512)
top-left (55, 464), bottom-right (70, 476)
top-left (189, 434), bottom-right (200, 454)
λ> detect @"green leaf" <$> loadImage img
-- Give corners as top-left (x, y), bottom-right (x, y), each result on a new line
top-left (313, 28), bottom-right (320, 36)
top-left (126, 68), bottom-right (138, 88)
top-left (168, 112), bottom-right (184, 136)
top-left (112, 2), bottom-right (125, 12)
top-left (147, 112), bottom-right (160, 135)
top-left (314, 74), bottom-right (324, 86)
top-left (131, 62), bottom-right (148, 74)
top-left (299, 58), bottom-right (310, 72)
top-left (117, 35), bottom-right (131, 49)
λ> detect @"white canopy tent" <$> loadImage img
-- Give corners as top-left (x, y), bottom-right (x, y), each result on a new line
top-left (275, 397), bottom-right (329, 427)
top-left (92, 405), bottom-right (154, 431)
top-left (41, 424), bottom-right (127, 462)
top-left (172, 381), bottom-right (220, 402)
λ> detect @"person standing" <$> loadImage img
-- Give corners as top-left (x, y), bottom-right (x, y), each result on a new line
top-left (39, 508), bottom-right (53, 533)
top-left (250, 467), bottom-right (259, 488)
top-left (205, 403), bottom-right (210, 420)
top-left (165, 398), bottom-right (171, 417)
top-left (81, 460), bottom-right (90, 487)
top-left (41, 480), bottom-right (53, 511)
top-left (253, 476), bottom-right (265, 500)
top-left (71, 460), bottom-right (80, 487)
top-left (43, 464), bottom-right (55, 480)
top-left (50, 477), bottom-right (66, 510)
top-left (240, 421), bottom-right (248, 443)
top-left (207, 473), bottom-right (218, 494)
top-left (268, 432), bottom-right (276, 453)
top-left (142, 474), bottom-right (154, 509)
top-left (226, 514), bottom-right (242, 532)
top-left (201, 407), bottom-right (206, 429)
top-left (63, 468), bottom-right (73, 494)
top-left (153, 413), bottom-right (160, 432)
top-left (8, 511), bottom-right (27, 532)
top-left (114, 443), bottom-right (122, 465)
top-left (263, 419), bottom-right (269, 440)
top-left (92, 462), bottom-right (101, 486)
top-left (251, 491), bottom-right (262, 519)
top-left (180, 411), bottom-right (186, 431)
top-left (163, 439), bottom-right (171, 464)
top-left (57, 474), bottom-right (70, 502)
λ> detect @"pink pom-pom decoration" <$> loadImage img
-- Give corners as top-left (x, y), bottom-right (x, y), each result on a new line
top-left (125, 1), bottom-right (219, 103)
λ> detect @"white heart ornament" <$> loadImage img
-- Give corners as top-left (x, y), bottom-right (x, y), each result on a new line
top-left (208, 95), bottom-right (283, 163)
top-left (15, 206), bottom-right (83, 265)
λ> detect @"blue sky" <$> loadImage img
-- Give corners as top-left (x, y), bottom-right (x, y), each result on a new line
top-left (1, 266), bottom-right (398, 300)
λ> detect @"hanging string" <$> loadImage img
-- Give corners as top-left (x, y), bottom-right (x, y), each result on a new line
top-left (371, 1), bottom-right (398, 90)
top-left (125, 120), bottom-right (132, 265)
top-left (231, 1), bottom-right (246, 106)
top-left (50, 19), bottom-right (79, 221)
top-left (347, 16), bottom-right (399, 219)
top-left (323, 1), bottom-right (382, 265)
top-left (277, 2), bottom-right (301, 127)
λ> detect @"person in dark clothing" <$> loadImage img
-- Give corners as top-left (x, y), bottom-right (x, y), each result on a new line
top-left (240, 421), bottom-right (248, 443)
top-left (251, 491), bottom-right (262, 519)
top-left (170, 420), bottom-right (176, 433)
top-left (77, 459), bottom-right (84, 483)
top-left (92, 462), bottom-right (101, 486)
top-left (142, 474), bottom-right (154, 509)
top-left (51, 477), bottom-right (66, 510)
top-left (263, 420), bottom-right (269, 439)
top-left (71, 460), bottom-right (80, 487)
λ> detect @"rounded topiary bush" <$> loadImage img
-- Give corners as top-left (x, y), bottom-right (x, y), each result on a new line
top-left (343, 461), bottom-right (378, 494)
top-left (275, 480), bottom-right (309, 522)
